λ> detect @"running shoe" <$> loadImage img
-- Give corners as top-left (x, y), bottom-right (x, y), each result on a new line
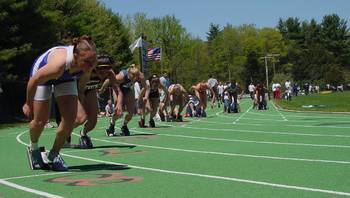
top-left (121, 125), bottom-right (130, 136)
top-left (26, 147), bottom-right (47, 170)
top-left (165, 115), bottom-right (171, 122)
top-left (105, 129), bottom-right (115, 137)
top-left (48, 152), bottom-right (68, 171)
top-left (106, 124), bottom-right (115, 137)
top-left (159, 113), bottom-right (165, 121)
top-left (138, 119), bottom-right (146, 128)
top-left (149, 119), bottom-right (155, 128)
top-left (78, 135), bottom-right (93, 149)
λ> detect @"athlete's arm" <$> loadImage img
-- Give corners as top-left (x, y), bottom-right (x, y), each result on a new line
top-left (99, 79), bottom-right (110, 93)
top-left (144, 80), bottom-right (151, 101)
top-left (114, 70), bottom-right (126, 84)
top-left (23, 49), bottom-right (66, 118)
top-left (138, 73), bottom-right (149, 102)
top-left (208, 84), bottom-right (216, 100)
top-left (114, 85), bottom-right (123, 116)
top-left (77, 68), bottom-right (93, 103)
top-left (160, 84), bottom-right (169, 101)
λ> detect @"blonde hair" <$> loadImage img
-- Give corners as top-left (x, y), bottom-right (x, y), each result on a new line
top-left (72, 35), bottom-right (96, 54)
top-left (128, 64), bottom-right (143, 81)
top-left (128, 64), bottom-right (139, 75)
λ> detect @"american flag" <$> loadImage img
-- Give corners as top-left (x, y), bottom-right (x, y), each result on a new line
top-left (147, 47), bottom-right (161, 61)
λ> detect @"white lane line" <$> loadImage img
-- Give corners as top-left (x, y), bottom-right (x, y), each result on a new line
top-left (282, 113), bottom-right (350, 119)
top-left (215, 112), bottom-right (350, 129)
top-left (235, 122), bottom-right (350, 129)
top-left (159, 122), bottom-right (350, 138)
top-left (14, 131), bottom-right (350, 197)
top-left (273, 103), bottom-right (350, 115)
top-left (286, 124), bottom-right (350, 129)
top-left (216, 111), bottom-right (350, 123)
top-left (236, 121), bottom-right (340, 129)
top-left (134, 130), bottom-right (350, 165)
top-left (271, 102), bottom-right (288, 121)
top-left (156, 124), bottom-right (350, 148)
top-left (246, 112), bottom-right (282, 117)
top-left (183, 120), bottom-right (350, 138)
top-left (204, 118), bottom-right (266, 126)
top-left (72, 130), bottom-right (350, 165)
top-left (247, 110), bottom-right (347, 121)
top-left (233, 105), bottom-right (252, 124)
top-left (11, 131), bottom-right (66, 197)
top-left (215, 105), bottom-right (350, 122)
top-left (217, 112), bottom-right (299, 122)
top-left (59, 154), bottom-right (350, 197)
top-left (2, 172), bottom-right (69, 181)
top-left (239, 117), bottom-right (321, 123)
top-left (158, 132), bottom-right (350, 150)
top-left (0, 179), bottom-right (64, 198)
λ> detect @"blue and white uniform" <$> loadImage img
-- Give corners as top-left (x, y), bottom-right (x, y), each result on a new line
top-left (120, 69), bottom-right (134, 94)
top-left (159, 76), bottom-right (170, 88)
top-left (188, 95), bottom-right (200, 107)
top-left (30, 46), bottom-right (79, 100)
top-left (159, 76), bottom-right (170, 102)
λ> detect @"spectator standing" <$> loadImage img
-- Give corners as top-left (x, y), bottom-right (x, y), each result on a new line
top-left (105, 99), bottom-right (115, 117)
top-left (248, 83), bottom-right (255, 100)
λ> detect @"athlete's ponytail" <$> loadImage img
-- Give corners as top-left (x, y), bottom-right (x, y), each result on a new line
top-left (72, 35), bottom-right (96, 54)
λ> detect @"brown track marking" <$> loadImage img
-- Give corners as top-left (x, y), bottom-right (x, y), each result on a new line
top-left (47, 172), bottom-right (143, 186)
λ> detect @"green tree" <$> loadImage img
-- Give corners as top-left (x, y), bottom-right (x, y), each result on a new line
top-left (206, 23), bottom-right (220, 42)
top-left (0, 0), bottom-right (58, 81)
top-left (320, 14), bottom-right (350, 68)
top-left (127, 14), bottom-right (192, 82)
top-left (324, 65), bottom-right (346, 85)
top-left (244, 51), bottom-right (263, 85)
top-left (39, 0), bottom-right (132, 67)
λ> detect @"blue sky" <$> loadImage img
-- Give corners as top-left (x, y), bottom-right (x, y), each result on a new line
top-left (100, 0), bottom-right (350, 40)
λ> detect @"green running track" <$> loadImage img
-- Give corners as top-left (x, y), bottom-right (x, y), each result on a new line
top-left (1, 99), bottom-right (350, 198)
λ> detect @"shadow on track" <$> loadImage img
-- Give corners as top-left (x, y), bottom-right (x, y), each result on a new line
top-left (67, 163), bottom-right (130, 172)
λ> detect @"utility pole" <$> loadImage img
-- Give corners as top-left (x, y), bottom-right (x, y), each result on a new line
top-left (264, 56), bottom-right (269, 89)
top-left (228, 69), bottom-right (231, 81)
top-left (139, 33), bottom-right (149, 77)
top-left (260, 56), bottom-right (270, 89)
top-left (268, 54), bottom-right (280, 76)
top-left (260, 54), bottom-right (280, 89)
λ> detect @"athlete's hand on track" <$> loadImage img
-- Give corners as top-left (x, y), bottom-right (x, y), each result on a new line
top-left (115, 104), bottom-right (123, 116)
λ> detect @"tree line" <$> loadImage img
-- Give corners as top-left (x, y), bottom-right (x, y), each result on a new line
top-left (1, 0), bottom-right (349, 90)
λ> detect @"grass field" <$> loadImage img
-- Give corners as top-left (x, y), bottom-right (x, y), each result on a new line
top-left (275, 91), bottom-right (350, 112)
top-left (0, 99), bottom-right (350, 197)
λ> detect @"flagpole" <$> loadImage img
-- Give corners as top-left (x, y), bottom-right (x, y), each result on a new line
top-left (160, 47), bottom-right (162, 74)
top-left (229, 68), bottom-right (231, 81)
top-left (139, 33), bottom-right (144, 74)
top-left (129, 34), bottom-right (148, 77)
